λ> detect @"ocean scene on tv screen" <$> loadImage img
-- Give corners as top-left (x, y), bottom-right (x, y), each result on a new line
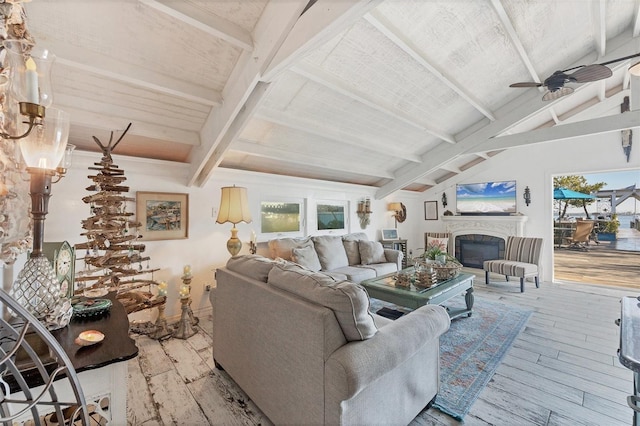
top-left (456, 181), bottom-right (517, 214)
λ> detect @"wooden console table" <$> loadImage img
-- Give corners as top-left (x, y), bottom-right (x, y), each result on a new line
top-left (9, 292), bottom-right (138, 424)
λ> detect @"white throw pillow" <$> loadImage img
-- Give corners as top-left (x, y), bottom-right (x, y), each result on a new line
top-left (312, 235), bottom-right (349, 270)
top-left (358, 240), bottom-right (387, 264)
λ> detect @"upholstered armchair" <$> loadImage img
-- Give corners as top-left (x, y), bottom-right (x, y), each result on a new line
top-left (483, 236), bottom-right (543, 292)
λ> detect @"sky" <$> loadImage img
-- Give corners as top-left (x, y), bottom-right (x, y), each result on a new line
top-left (563, 170), bottom-right (640, 215)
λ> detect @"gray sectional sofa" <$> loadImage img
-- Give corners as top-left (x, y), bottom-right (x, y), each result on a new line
top-left (211, 255), bottom-right (451, 425)
top-left (265, 233), bottom-right (403, 282)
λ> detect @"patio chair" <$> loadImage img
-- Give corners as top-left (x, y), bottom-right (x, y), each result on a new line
top-left (563, 220), bottom-right (595, 251)
top-left (483, 236), bottom-right (543, 292)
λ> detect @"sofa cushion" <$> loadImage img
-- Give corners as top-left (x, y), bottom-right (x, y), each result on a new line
top-left (268, 237), bottom-right (314, 261)
top-left (342, 232), bottom-right (368, 241)
top-left (342, 240), bottom-right (361, 266)
top-left (358, 240), bottom-right (387, 264)
top-left (267, 264), bottom-right (377, 341)
top-left (329, 265), bottom-right (376, 283)
top-left (292, 245), bottom-right (322, 272)
top-left (357, 263), bottom-right (397, 277)
top-left (312, 235), bottom-right (349, 271)
top-left (226, 255), bottom-right (276, 282)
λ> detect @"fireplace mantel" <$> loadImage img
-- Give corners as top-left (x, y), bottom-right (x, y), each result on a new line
top-left (442, 215), bottom-right (528, 250)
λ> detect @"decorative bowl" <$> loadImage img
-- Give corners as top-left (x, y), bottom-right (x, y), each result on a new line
top-left (432, 262), bottom-right (462, 281)
top-left (75, 330), bottom-right (104, 346)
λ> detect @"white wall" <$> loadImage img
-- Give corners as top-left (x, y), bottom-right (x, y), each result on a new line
top-left (1, 151), bottom-right (420, 318)
top-left (415, 129), bottom-right (640, 282)
top-left (3, 128), bottom-right (637, 317)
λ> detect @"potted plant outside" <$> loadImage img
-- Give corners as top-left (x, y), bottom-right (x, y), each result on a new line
top-left (597, 214), bottom-right (619, 241)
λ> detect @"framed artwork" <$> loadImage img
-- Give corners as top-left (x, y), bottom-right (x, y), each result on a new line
top-left (381, 228), bottom-right (399, 241)
top-left (315, 200), bottom-right (349, 234)
top-left (260, 198), bottom-right (305, 238)
top-left (136, 192), bottom-right (189, 241)
top-left (424, 201), bottom-right (438, 220)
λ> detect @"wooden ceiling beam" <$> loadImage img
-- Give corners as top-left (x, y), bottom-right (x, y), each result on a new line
top-left (187, 2), bottom-right (309, 186)
top-left (263, 0), bottom-right (384, 81)
top-left (291, 63), bottom-right (456, 143)
top-left (61, 106), bottom-right (200, 146)
top-left (490, 0), bottom-right (541, 87)
top-left (255, 109), bottom-right (422, 163)
top-left (138, 0), bottom-right (253, 51)
top-left (231, 139), bottom-right (395, 179)
top-left (592, 0), bottom-right (607, 57)
top-left (375, 33), bottom-right (640, 198)
top-left (364, 10), bottom-right (496, 121)
top-left (55, 54), bottom-right (221, 107)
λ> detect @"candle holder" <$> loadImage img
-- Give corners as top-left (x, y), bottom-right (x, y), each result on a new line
top-left (172, 273), bottom-right (199, 339)
top-left (357, 198), bottom-right (372, 229)
top-left (149, 297), bottom-right (172, 340)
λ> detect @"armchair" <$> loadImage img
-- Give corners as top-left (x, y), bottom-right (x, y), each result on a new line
top-left (483, 236), bottom-right (543, 292)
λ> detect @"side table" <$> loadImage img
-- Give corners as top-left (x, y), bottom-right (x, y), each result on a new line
top-left (381, 238), bottom-right (408, 268)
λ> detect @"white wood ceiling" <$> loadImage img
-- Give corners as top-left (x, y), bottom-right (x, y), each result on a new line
top-left (24, 0), bottom-right (640, 198)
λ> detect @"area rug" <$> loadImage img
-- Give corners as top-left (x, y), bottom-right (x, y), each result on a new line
top-left (369, 297), bottom-right (532, 421)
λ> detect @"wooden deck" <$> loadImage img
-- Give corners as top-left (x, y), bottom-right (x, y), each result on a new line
top-left (554, 227), bottom-right (640, 288)
top-left (127, 275), bottom-right (635, 425)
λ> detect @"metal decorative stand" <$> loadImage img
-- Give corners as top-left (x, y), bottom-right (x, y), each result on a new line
top-left (172, 273), bottom-right (199, 339)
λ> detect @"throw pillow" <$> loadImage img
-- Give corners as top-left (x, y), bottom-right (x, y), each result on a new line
top-left (267, 264), bottom-right (377, 341)
top-left (292, 245), bottom-right (322, 272)
top-left (226, 255), bottom-right (276, 282)
top-left (426, 236), bottom-right (449, 253)
top-left (358, 240), bottom-right (387, 264)
top-left (342, 240), bottom-right (361, 266)
top-left (268, 237), bottom-right (314, 261)
top-left (312, 235), bottom-right (349, 270)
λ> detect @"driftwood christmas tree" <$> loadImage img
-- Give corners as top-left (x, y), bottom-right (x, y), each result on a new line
top-left (74, 124), bottom-right (165, 315)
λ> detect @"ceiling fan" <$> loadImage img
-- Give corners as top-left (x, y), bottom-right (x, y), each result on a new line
top-left (510, 52), bottom-right (640, 101)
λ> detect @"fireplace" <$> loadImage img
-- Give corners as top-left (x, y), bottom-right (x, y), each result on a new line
top-left (442, 215), bottom-right (528, 256)
top-left (455, 235), bottom-right (505, 268)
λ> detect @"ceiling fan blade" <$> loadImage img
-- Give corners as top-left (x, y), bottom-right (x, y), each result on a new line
top-left (542, 87), bottom-right (574, 101)
top-left (568, 64), bottom-right (612, 83)
top-left (509, 82), bottom-right (543, 88)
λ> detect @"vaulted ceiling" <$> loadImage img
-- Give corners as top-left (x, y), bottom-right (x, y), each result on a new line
top-left (26, 0), bottom-right (640, 198)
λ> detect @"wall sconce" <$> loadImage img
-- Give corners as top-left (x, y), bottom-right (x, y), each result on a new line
top-left (523, 186), bottom-right (531, 206)
top-left (356, 198), bottom-right (371, 229)
top-left (441, 192), bottom-right (448, 208)
top-left (216, 186), bottom-right (252, 256)
top-left (388, 202), bottom-right (406, 228)
top-left (11, 109), bottom-right (74, 328)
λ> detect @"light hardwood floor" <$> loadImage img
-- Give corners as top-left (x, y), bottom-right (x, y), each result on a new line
top-left (127, 272), bottom-right (636, 425)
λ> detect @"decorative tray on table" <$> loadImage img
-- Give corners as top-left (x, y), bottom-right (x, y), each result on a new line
top-left (72, 298), bottom-right (113, 319)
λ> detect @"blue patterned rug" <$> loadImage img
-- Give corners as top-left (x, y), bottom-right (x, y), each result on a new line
top-left (369, 297), bottom-right (532, 421)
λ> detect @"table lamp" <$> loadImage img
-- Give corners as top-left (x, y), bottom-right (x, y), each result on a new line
top-left (216, 186), bottom-right (252, 256)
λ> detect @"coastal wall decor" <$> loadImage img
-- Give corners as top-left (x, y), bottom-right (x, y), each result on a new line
top-left (137, 192), bottom-right (189, 241)
top-left (425, 201), bottom-right (438, 220)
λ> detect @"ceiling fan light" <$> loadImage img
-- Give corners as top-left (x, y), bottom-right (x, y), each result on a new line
top-left (542, 87), bottom-right (574, 101)
top-left (630, 61), bottom-right (640, 77)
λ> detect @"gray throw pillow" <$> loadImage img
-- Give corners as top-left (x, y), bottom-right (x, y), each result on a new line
top-left (312, 235), bottom-right (349, 271)
top-left (358, 240), bottom-right (387, 264)
top-left (292, 245), bottom-right (322, 272)
top-left (342, 240), bottom-right (361, 265)
top-left (267, 264), bottom-right (377, 341)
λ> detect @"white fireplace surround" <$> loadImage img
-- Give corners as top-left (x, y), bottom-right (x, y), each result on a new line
top-left (442, 215), bottom-right (528, 253)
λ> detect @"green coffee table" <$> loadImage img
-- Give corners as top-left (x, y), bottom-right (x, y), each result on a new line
top-left (361, 269), bottom-right (474, 319)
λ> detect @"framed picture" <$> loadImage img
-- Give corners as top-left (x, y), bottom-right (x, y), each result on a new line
top-left (315, 199), bottom-right (349, 234)
top-left (259, 198), bottom-right (305, 238)
top-left (424, 201), bottom-right (438, 220)
top-left (381, 228), bottom-right (399, 241)
top-left (136, 192), bottom-right (189, 241)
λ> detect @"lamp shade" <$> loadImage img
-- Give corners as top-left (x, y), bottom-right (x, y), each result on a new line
top-left (388, 202), bottom-right (402, 211)
top-left (630, 61), bottom-right (640, 77)
top-left (19, 108), bottom-right (70, 169)
top-left (216, 186), bottom-right (252, 225)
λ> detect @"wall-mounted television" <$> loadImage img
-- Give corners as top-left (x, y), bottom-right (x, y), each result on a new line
top-left (456, 180), bottom-right (517, 215)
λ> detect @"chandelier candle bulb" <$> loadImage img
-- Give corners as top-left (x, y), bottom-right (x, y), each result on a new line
top-left (183, 264), bottom-right (192, 278)
top-left (25, 57), bottom-right (38, 104)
